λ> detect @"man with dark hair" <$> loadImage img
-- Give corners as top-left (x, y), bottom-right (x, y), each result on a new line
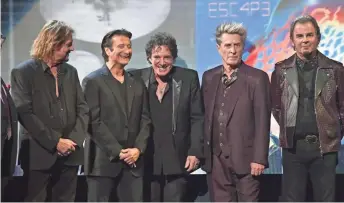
top-left (271, 14), bottom-right (344, 201)
top-left (1, 33), bottom-right (19, 199)
top-left (11, 20), bottom-right (89, 201)
top-left (131, 32), bottom-right (204, 202)
top-left (82, 29), bottom-right (151, 202)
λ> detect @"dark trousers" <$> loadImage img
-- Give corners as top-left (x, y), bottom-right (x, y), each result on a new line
top-left (87, 170), bottom-right (143, 202)
top-left (24, 161), bottom-right (78, 202)
top-left (150, 174), bottom-right (187, 202)
top-left (281, 139), bottom-right (337, 201)
top-left (208, 153), bottom-right (260, 202)
top-left (1, 177), bottom-right (9, 200)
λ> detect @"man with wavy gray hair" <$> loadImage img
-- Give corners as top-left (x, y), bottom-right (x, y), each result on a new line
top-left (131, 32), bottom-right (204, 201)
top-left (11, 20), bottom-right (89, 201)
top-left (202, 22), bottom-right (271, 201)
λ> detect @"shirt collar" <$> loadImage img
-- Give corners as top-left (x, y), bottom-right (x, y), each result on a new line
top-left (41, 60), bottom-right (64, 74)
top-left (296, 53), bottom-right (318, 69)
top-left (150, 66), bottom-right (174, 85)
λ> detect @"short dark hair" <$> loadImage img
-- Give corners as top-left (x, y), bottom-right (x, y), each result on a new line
top-left (290, 15), bottom-right (321, 41)
top-left (101, 29), bottom-right (132, 62)
top-left (145, 32), bottom-right (178, 64)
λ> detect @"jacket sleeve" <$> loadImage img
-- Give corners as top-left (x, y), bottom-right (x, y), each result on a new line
top-left (82, 77), bottom-right (123, 161)
top-left (65, 69), bottom-right (89, 147)
top-left (336, 64), bottom-right (344, 137)
top-left (11, 67), bottom-right (61, 153)
top-left (252, 72), bottom-right (271, 167)
top-left (188, 72), bottom-right (205, 159)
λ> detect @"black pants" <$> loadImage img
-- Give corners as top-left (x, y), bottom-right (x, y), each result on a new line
top-left (24, 161), bottom-right (78, 202)
top-left (87, 170), bottom-right (143, 202)
top-left (1, 176), bottom-right (9, 201)
top-left (150, 174), bottom-right (187, 202)
top-left (281, 139), bottom-right (337, 201)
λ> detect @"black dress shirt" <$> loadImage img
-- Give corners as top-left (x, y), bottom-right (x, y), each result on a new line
top-left (295, 55), bottom-right (319, 137)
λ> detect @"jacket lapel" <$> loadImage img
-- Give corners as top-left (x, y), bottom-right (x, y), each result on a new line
top-left (315, 52), bottom-right (331, 98)
top-left (207, 67), bottom-right (222, 127)
top-left (126, 72), bottom-right (135, 118)
top-left (224, 64), bottom-right (245, 125)
top-left (172, 77), bottom-right (182, 135)
top-left (101, 65), bottom-right (127, 119)
top-left (283, 54), bottom-right (299, 97)
top-left (141, 68), bottom-right (152, 89)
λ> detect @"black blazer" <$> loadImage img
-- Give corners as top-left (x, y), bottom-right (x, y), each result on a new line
top-left (11, 59), bottom-right (89, 170)
top-left (1, 78), bottom-right (18, 177)
top-left (82, 65), bottom-right (151, 178)
top-left (131, 66), bottom-right (204, 175)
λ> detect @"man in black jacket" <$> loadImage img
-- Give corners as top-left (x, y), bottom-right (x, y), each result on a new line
top-left (11, 20), bottom-right (89, 201)
top-left (1, 33), bottom-right (19, 198)
top-left (131, 32), bottom-right (204, 202)
top-left (82, 29), bottom-right (151, 202)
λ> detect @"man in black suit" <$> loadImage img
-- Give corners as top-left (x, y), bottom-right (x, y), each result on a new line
top-left (131, 32), bottom-right (204, 201)
top-left (82, 29), bottom-right (151, 202)
top-left (1, 33), bottom-right (19, 197)
top-left (10, 20), bottom-right (89, 201)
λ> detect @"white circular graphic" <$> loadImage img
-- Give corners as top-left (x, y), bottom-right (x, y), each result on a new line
top-left (40, 0), bottom-right (171, 42)
top-left (67, 50), bottom-right (102, 82)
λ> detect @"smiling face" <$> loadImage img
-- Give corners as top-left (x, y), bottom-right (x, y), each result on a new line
top-left (105, 35), bottom-right (132, 66)
top-left (149, 45), bottom-right (174, 77)
top-left (217, 33), bottom-right (244, 69)
top-left (291, 22), bottom-right (319, 59)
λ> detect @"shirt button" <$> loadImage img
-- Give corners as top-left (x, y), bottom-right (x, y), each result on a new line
top-left (220, 123), bottom-right (223, 126)
top-left (61, 108), bottom-right (63, 111)
top-left (221, 103), bottom-right (224, 107)
top-left (220, 112), bottom-right (223, 116)
top-left (220, 133), bottom-right (223, 136)
top-left (220, 143), bottom-right (223, 147)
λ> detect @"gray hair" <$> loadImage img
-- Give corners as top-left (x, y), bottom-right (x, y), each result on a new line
top-left (215, 22), bottom-right (247, 45)
top-left (290, 14), bottom-right (321, 41)
top-left (145, 32), bottom-right (178, 63)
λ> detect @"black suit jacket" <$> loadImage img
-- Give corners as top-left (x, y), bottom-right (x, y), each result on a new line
top-left (1, 78), bottom-right (18, 177)
top-left (82, 66), bottom-right (151, 178)
top-left (11, 59), bottom-right (89, 170)
top-left (131, 66), bottom-right (204, 175)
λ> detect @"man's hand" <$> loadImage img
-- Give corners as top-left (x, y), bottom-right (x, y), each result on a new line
top-left (185, 156), bottom-right (200, 172)
top-left (119, 150), bottom-right (130, 160)
top-left (57, 138), bottom-right (77, 156)
top-left (120, 148), bottom-right (140, 165)
top-left (250, 162), bottom-right (265, 176)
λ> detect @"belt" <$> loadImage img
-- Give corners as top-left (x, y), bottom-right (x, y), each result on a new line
top-left (302, 134), bottom-right (319, 144)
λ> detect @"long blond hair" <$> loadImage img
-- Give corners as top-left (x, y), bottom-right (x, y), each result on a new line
top-left (30, 20), bottom-right (74, 60)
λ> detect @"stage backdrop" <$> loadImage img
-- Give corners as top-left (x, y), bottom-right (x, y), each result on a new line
top-left (1, 0), bottom-right (344, 175)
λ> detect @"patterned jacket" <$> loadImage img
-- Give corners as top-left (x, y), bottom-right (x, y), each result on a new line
top-left (271, 51), bottom-right (344, 154)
